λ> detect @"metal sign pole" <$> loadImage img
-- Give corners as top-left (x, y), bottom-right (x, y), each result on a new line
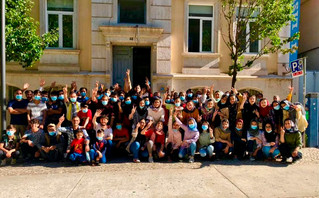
top-left (1, 0), bottom-right (6, 132)
top-left (303, 57), bottom-right (307, 106)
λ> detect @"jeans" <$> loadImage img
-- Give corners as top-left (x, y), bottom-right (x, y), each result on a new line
top-left (166, 143), bottom-right (180, 161)
top-left (40, 149), bottom-right (59, 162)
top-left (279, 143), bottom-right (302, 161)
top-left (262, 146), bottom-right (280, 159)
top-left (233, 139), bottom-right (247, 158)
top-left (178, 142), bottom-right (196, 159)
top-left (106, 140), bottom-right (112, 158)
top-left (69, 152), bottom-right (86, 162)
top-left (130, 141), bottom-right (152, 159)
top-left (215, 142), bottom-right (233, 156)
top-left (21, 143), bottom-right (39, 159)
top-left (89, 149), bottom-right (106, 163)
top-left (199, 145), bottom-right (214, 157)
top-left (0, 150), bottom-right (20, 160)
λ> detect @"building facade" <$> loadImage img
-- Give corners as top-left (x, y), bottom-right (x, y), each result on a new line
top-left (6, 0), bottom-right (295, 101)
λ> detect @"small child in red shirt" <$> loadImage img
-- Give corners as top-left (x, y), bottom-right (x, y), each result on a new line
top-left (67, 130), bottom-right (86, 164)
top-left (153, 121), bottom-right (165, 159)
top-left (113, 122), bottom-right (130, 149)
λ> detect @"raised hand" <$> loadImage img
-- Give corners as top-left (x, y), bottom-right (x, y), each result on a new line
top-left (231, 87), bottom-right (238, 94)
top-left (23, 83), bottom-right (30, 90)
top-left (95, 81), bottom-right (99, 88)
top-left (71, 81), bottom-right (77, 90)
top-left (288, 86), bottom-right (294, 92)
top-left (59, 114), bottom-right (65, 123)
top-left (126, 69), bottom-right (130, 77)
top-left (50, 81), bottom-right (56, 88)
top-left (95, 109), bottom-right (102, 117)
top-left (131, 106), bottom-right (137, 114)
top-left (40, 79), bottom-right (46, 87)
top-left (63, 84), bottom-right (68, 94)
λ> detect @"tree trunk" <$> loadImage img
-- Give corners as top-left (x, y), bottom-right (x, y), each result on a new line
top-left (231, 68), bottom-right (237, 88)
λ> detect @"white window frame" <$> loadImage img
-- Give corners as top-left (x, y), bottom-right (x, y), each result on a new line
top-left (43, 0), bottom-right (77, 49)
top-left (187, 4), bottom-right (214, 53)
top-left (235, 7), bottom-right (261, 54)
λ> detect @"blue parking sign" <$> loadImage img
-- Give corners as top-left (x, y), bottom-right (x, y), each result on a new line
top-left (290, 59), bottom-right (303, 78)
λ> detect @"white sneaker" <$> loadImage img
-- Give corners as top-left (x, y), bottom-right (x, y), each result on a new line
top-left (250, 157), bottom-right (255, 161)
top-left (148, 157), bottom-right (154, 163)
top-left (1, 159), bottom-right (6, 166)
top-left (287, 157), bottom-right (293, 163)
top-left (189, 156), bottom-right (194, 163)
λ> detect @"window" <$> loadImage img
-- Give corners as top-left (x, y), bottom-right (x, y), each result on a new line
top-left (46, 0), bottom-right (75, 48)
top-left (236, 7), bottom-right (260, 53)
top-left (188, 5), bottom-right (214, 53)
top-left (118, 0), bottom-right (146, 24)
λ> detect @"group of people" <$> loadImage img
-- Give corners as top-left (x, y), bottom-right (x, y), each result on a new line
top-left (1, 70), bottom-right (308, 166)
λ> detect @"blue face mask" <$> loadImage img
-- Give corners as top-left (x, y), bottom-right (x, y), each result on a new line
top-left (215, 98), bottom-right (221, 103)
top-left (283, 105), bottom-right (290, 110)
top-left (125, 100), bottom-right (131, 105)
top-left (42, 97), bottom-right (48, 102)
top-left (139, 105), bottom-right (144, 109)
top-left (49, 131), bottom-right (56, 136)
top-left (251, 125), bottom-right (258, 130)
top-left (266, 129), bottom-right (272, 133)
top-left (274, 105), bottom-right (280, 110)
top-left (180, 96), bottom-right (185, 101)
top-left (105, 93), bottom-right (110, 97)
top-left (192, 100), bottom-right (198, 104)
top-left (175, 103), bottom-right (181, 107)
top-left (221, 101), bottom-right (226, 105)
top-left (97, 95), bottom-right (102, 100)
top-left (111, 98), bottom-right (117, 102)
top-left (82, 109), bottom-right (88, 113)
top-left (58, 95), bottom-right (64, 100)
top-left (15, 95), bottom-right (23, 100)
top-left (166, 100), bottom-right (171, 103)
top-left (70, 98), bottom-right (77, 103)
top-left (34, 96), bottom-right (41, 101)
top-left (236, 127), bottom-right (242, 131)
top-left (51, 96), bottom-right (57, 101)
top-left (145, 101), bottom-right (150, 106)
top-left (6, 131), bottom-right (14, 136)
top-left (132, 95), bottom-right (137, 100)
top-left (189, 123), bottom-right (196, 130)
top-left (119, 96), bottom-right (124, 100)
top-left (102, 101), bottom-right (108, 106)
top-left (202, 125), bottom-right (208, 131)
top-left (96, 136), bottom-right (103, 141)
top-left (172, 129), bottom-right (179, 133)
top-left (116, 125), bottom-right (122, 130)
top-left (170, 99), bottom-right (174, 103)
top-left (80, 92), bottom-right (86, 97)
top-left (188, 93), bottom-right (193, 98)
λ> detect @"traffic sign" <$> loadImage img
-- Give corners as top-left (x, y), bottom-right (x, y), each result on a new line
top-left (290, 58), bottom-right (304, 78)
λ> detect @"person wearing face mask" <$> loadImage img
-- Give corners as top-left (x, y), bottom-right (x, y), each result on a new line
top-left (89, 129), bottom-right (108, 166)
top-left (46, 91), bottom-right (63, 127)
top-left (112, 122), bottom-right (130, 152)
top-left (186, 89), bottom-right (194, 101)
top-left (240, 95), bottom-right (259, 132)
top-left (121, 96), bottom-right (133, 129)
top-left (174, 115), bottom-right (199, 163)
top-left (40, 123), bottom-right (65, 162)
top-left (246, 120), bottom-right (263, 161)
top-left (280, 100), bottom-right (308, 133)
top-left (147, 96), bottom-right (165, 126)
top-left (77, 104), bottom-right (93, 139)
top-left (279, 119), bottom-right (302, 163)
top-left (198, 121), bottom-right (215, 159)
top-left (214, 119), bottom-right (233, 159)
top-left (166, 107), bottom-right (182, 161)
top-left (7, 89), bottom-right (29, 137)
top-left (269, 101), bottom-right (283, 134)
top-left (261, 122), bottom-right (279, 160)
top-left (41, 91), bottom-right (49, 104)
top-left (129, 99), bottom-right (148, 130)
top-left (199, 99), bottom-right (216, 127)
top-left (27, 90), bottom-right (47, 129)
top-left (181, 101), bottom-right (200, 125)
top-left (77, 87), bottom-right (89, 104)
top-left (231, 119), bottom-right (247, 160)
top-left (62, 85), bottom-right (81, 126)
top-left (0, 125), bottom-right (20, 165)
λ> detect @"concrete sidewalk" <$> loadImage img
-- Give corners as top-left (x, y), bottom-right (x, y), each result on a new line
top-left (0, 148), bottom-right (319, 198)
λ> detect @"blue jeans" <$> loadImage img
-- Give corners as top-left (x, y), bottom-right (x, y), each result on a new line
top-left (130, 141), bottom-right (149, 159)
top-left (262, 146), bottom-right (280, 159)
top-left (178, 142), bottom-right (196, 159)
top-left (214, 142), bottom-right (233, 156)
top-left (106, 140), bottom-right (112, 158)
top-left (89, 149), bottom-right (106, 163)
top-left (69, 152), bottom-right (86, 162)
top-left (199, 145), bottom-right (214, 157)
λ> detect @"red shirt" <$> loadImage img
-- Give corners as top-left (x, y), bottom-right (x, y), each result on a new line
top-left (70, 138), bottom-right (84, 154)
top-left (113, 128), bottom-right (129, 139)
top-left (155, 130), bottom-right (165, 145)
top-left (77, 109), bottom-right (93, 130)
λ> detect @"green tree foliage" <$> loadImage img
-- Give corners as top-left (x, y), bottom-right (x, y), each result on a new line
top-left (221, 0), bottom-right (299, 87)
top-left (5, 0), bottom-right (58, 67)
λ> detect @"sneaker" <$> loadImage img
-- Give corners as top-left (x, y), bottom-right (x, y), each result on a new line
top-left (189, 156), bottom-right (194, 163)
top-left (148, 157), bottom-right (154, 163)
top-left (287, 157), bottom-right (293, 163)
top-left (11, 159), bottom-right (16, 165)
top-left (133, 159), bottom-right (140, 163)
top-left (1, 159), bottom-right (6, 166)
top-left (249, 156), bottom-right (255, 161)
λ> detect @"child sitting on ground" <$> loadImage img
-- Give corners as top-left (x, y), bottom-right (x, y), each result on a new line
top-left (0, 125), bottom-right (20, 165)
top-left (67, 130), bottom-right (86, 164)
top-left (153, 121), bottom-right (166, 160)
top-left (89, 129), bottom-right (107, 166)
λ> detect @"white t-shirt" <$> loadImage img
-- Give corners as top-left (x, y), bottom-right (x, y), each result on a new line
top-left (27, 102), bottom-right (47, 123)
top-left (94, 123), bottom-right (113, 140)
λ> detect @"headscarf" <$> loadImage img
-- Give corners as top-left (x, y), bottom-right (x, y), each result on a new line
top-left (259, 99), bottom-right (272, 118)
top-left (220, 119), bottom-right (231, 134)
top-left (284, 119), bottom-right (299, 133)
top-left (262, 121), bottom-right (277, 142)
top-left (150, 96), bottom-right (163, 112)
top-left (234, 119), bottom-right (244, 137)
top-left (188, 117), bottom-right (199, 132)
top-left (248, 119), bottom-right (259, 137)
